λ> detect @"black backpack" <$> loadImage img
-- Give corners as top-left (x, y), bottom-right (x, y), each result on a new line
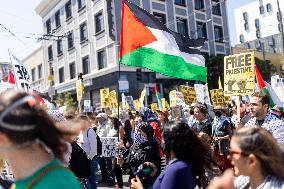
top-left (69, 142), bottom-right (91, 179)
top-left (87, 128), bottom-right (102, 156)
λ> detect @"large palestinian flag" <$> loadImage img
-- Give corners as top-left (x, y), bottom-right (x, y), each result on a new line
top-left (119, 0), bottom-right (207, 82)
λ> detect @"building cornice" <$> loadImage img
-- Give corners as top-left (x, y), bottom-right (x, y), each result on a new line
top-left (35, 0), bottom-right (62, 18)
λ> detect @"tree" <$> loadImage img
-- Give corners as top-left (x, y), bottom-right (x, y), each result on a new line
top-left (55, 92), bottom-right (77, 107)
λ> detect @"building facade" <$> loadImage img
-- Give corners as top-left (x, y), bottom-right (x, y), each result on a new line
top-left (234, 0), bottom-right (284, 54)
top-left (35, 0), bottom-right (231, 107)
top-left (22, 46), bottom-right (45, 93)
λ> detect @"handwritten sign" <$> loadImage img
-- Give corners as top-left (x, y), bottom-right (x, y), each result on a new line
top-left (10, 52), bottom-right (31, 91)
top-left (180, 85), bottom-right (196, 105)
top-left (100, 137), bottom-right (118, 157)
top-left (224, 52), bottom-right (255, 96)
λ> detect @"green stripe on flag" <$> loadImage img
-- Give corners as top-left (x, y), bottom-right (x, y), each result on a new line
top-left (120, 47), bottom-right (207, 82)
top-left (261, 87), bottom-right (276, 108)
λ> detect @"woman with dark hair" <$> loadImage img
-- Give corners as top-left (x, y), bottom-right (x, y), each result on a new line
top-left (131, 122), bottom-right (213, 189)
top-left (117, 121), bottom-right (161, 188)
top-left (230, 127), bottom-right (284, 189)
top-left (0, 91), bottom-right (81, 188)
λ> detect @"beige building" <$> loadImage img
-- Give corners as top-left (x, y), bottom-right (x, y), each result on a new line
top-left (22, 46), bottom-right (45, 93)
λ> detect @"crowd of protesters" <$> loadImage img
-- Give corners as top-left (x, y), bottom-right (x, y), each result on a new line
top-left (0, 90), bottom-right (282, 189)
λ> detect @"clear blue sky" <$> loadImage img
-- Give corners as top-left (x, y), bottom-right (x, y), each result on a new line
top-left (0, 0), bottom-right (255, 62)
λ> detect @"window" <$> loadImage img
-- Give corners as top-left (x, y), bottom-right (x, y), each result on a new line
top-left (153, 12), bottom-right (166, 25)
top-left (266, 3), bottom-right (272, 12)
top-left (48, 46), bottom-right (53, 61)
top-left (82, 56), bottom-right (90, 75)
top-left (255, 19), bottom-right (260, 28)
top-left (175, 0), bottom-right (186, 6)
top-left (243, 12), bottom-right (248, 20)
top-left (244, 43), bottom-right (251, 49)
top-left (196, 22), bottom-right (207, 39)
top-left (95, 12), bottom-right (104, 33)
top-left (80, 22), bottom-right (88, 42)
top-left (69, 62), bottom-right (76, 79)
top-left (195, 0), bottom-right (204, 10)
top-left (57, 39), bottom-right (63, 55)
top-left (59, 67), bottom-right (64, 83)
top-left (65, 1), bottom-right (72, 20)
top-left (46, 19), bottom-right (51, 34)
top-left (259, 6), bottom-right (264, 14)
top-left (38, 64), bottom-right (42, 79)
top-left (239, 34), bottom-right (244, 43)
top-left (177, 18), bottom-right (188, 36)
top-left (244, 22), bottom-right (249, 31)
top-left (78, 0), bottom-right (86, 10)
top-left (67, 31), bottom-right (74, 49)
top-left (31, 68), bottom-right (35, 82)
top-left (268, 36), bottom-right (275, 46)
top-left (55, 11), bottom-right (61, 28)
top-left (255, 40), bottom-right (262, 50)
top-left (256, 29), bottom-right (261, 38)
top-left (98, 50), bottom-right (107, 70)
top-left (214, 26), bottom-right (223, 42)
top-left (212, 1), bottom-right (221, 16)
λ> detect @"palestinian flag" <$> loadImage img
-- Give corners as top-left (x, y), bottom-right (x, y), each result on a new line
top-left (119, 0), bottom-right (207, 82)
top-left (255, 65), bottom-right (283, 108)
top-left (154, 84), bottom-right (162, 110)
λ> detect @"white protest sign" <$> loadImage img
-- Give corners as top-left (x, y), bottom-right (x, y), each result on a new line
top-left (83, 100), bottom-right (92, 112)
top-left (125, 96), bottom-right (135, 110)
top-left (100, 137), bottom-right (118, 157)
top-left (9, 52), bottom-right (31, 91)
top-left (271, 75), bottom-right (284, 102)
top-left (194, 84), bottom-right (205, 103)
top-left (204, 84), bottom-right (211, 105)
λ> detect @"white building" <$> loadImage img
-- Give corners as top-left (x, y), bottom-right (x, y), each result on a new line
top-left (234, 0), bottom-right (284, 53)
top-left (22, 46), bottom-right (45, 93)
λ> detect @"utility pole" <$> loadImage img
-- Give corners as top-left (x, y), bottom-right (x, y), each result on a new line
top-left (276, 0), bottom-right (284, 76)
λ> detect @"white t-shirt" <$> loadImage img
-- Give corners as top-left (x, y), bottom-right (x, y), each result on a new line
top-left (77, 128), bottom-right (97, 159)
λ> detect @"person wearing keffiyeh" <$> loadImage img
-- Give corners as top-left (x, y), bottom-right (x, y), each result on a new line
top-left (117, 121), bottom-right (161, 188)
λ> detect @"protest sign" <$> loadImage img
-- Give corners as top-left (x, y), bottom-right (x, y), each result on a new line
top-left (125, 96), bottom-right (135, 110)
top-left (76, 80), bottom-right (84, 101)
top-left (210, 89), bottom-right (226, 107)
top-left (161, 98), bottom-right (169, 109)
top-left (133, 99), bottom-right (140, 110)
top-left (100, 137), bottom-right (118, 157)
top-left (139, 88), bottom-right (146, 107)
top-left (169, 90), bottom-right (185, 107)
top-left (179, 85), bottom-right (196, 105)
top-left (271, 75), bottom-right (284, 102)
top-left (194, 84), bottom-right (205, 104)
top-left (171, 106), bottom-right (182, 119)
top-left (109, 90), bottom-right (118, 109)
top-left (224, 52), bottom-right (255, 96)
top-left (83, 100), bottom-right (92, 112)
top-left (100, 88), bottom-right (110, 108)
top-left (9, 52), bottom-right (31, 91)
top-left (150, 103), bottom-right (158, 112)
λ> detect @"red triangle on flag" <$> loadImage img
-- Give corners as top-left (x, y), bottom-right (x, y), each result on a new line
top-left (8, 70), bottom-right (15, 84)
top-left (120, 2), bottom-right (157, 58)
top-left (255, 64), bottom-right (266, 90)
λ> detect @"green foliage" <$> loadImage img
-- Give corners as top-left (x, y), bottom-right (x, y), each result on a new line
top-left (55, 92), bottom-right (77, 107)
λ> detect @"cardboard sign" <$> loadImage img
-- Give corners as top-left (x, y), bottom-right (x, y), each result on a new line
top-left (224, 52), bottom-right (255, 96)
top-left (109, 90), bottom-right (118, 109)
top-left (179, 85), bottom-right (196, 105)
top-left (171, 106), bottom-right (182, 119)
top-left (100, 137), bottom-right (118, 157)
top-left (169, 90), bottom-right (184, 107)
top-left (100, 88), bottom-right (110, 108)
top-left (10, 52), bottom-right (31, 91)
top-left (210, 89), bottom-right (226, 107)
top-left (161, 98), bottom-right (169, 109)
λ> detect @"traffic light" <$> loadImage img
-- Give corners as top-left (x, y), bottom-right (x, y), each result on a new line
top-left (136, 68), bottom-right (142, 81)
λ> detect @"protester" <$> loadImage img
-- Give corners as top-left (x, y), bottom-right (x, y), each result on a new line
top-left (271, 105), bottom-right (284, 120)
top-left (156, 108), bottom-right (170, 131)
top-left (232, 127), bottom-right (284, 188)
top-left (212, 106), bottom-right (233, 172)
top-left (192, 103), bottom-right (212, 137)
top-left (244, 93), bottom-right (284, 144)
top-left (117, 121), bottom-right (161, 188)
top-left (130, 122), bottom-right (214, 189)
top-left (0, 91), bottom-right (81, 188)
top-left (76, 114), bottom-right (98, 189)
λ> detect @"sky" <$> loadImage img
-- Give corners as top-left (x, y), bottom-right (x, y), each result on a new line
top-left (0, 0), bottom-right (255, 62)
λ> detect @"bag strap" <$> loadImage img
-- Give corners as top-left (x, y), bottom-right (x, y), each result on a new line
top-left (24, 165), bottom-right (72, 189)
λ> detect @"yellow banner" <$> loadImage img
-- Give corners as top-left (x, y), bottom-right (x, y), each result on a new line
top-left (133, 99), bottom-right (140, 111)
top-left (210, 89), bottom-right (226, 107)
top-left (180, 85), bottom-right (196, 105)
top-left (224, 52), bottom-right (255, 96)
top-left (109, 90), bottom-right (118, 109)
top-left (150, 103), bottom-right (158, 112)
top-left (161, 98), bottom-right (169, 109)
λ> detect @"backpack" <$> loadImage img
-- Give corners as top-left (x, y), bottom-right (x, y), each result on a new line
top-left (69, 142), bottom-right (91, 179)
top-left (87, 128), bottom-right (102, 156)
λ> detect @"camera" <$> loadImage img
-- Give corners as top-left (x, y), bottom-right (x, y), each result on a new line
top-left (135, 163), bottom-right (155, 187)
